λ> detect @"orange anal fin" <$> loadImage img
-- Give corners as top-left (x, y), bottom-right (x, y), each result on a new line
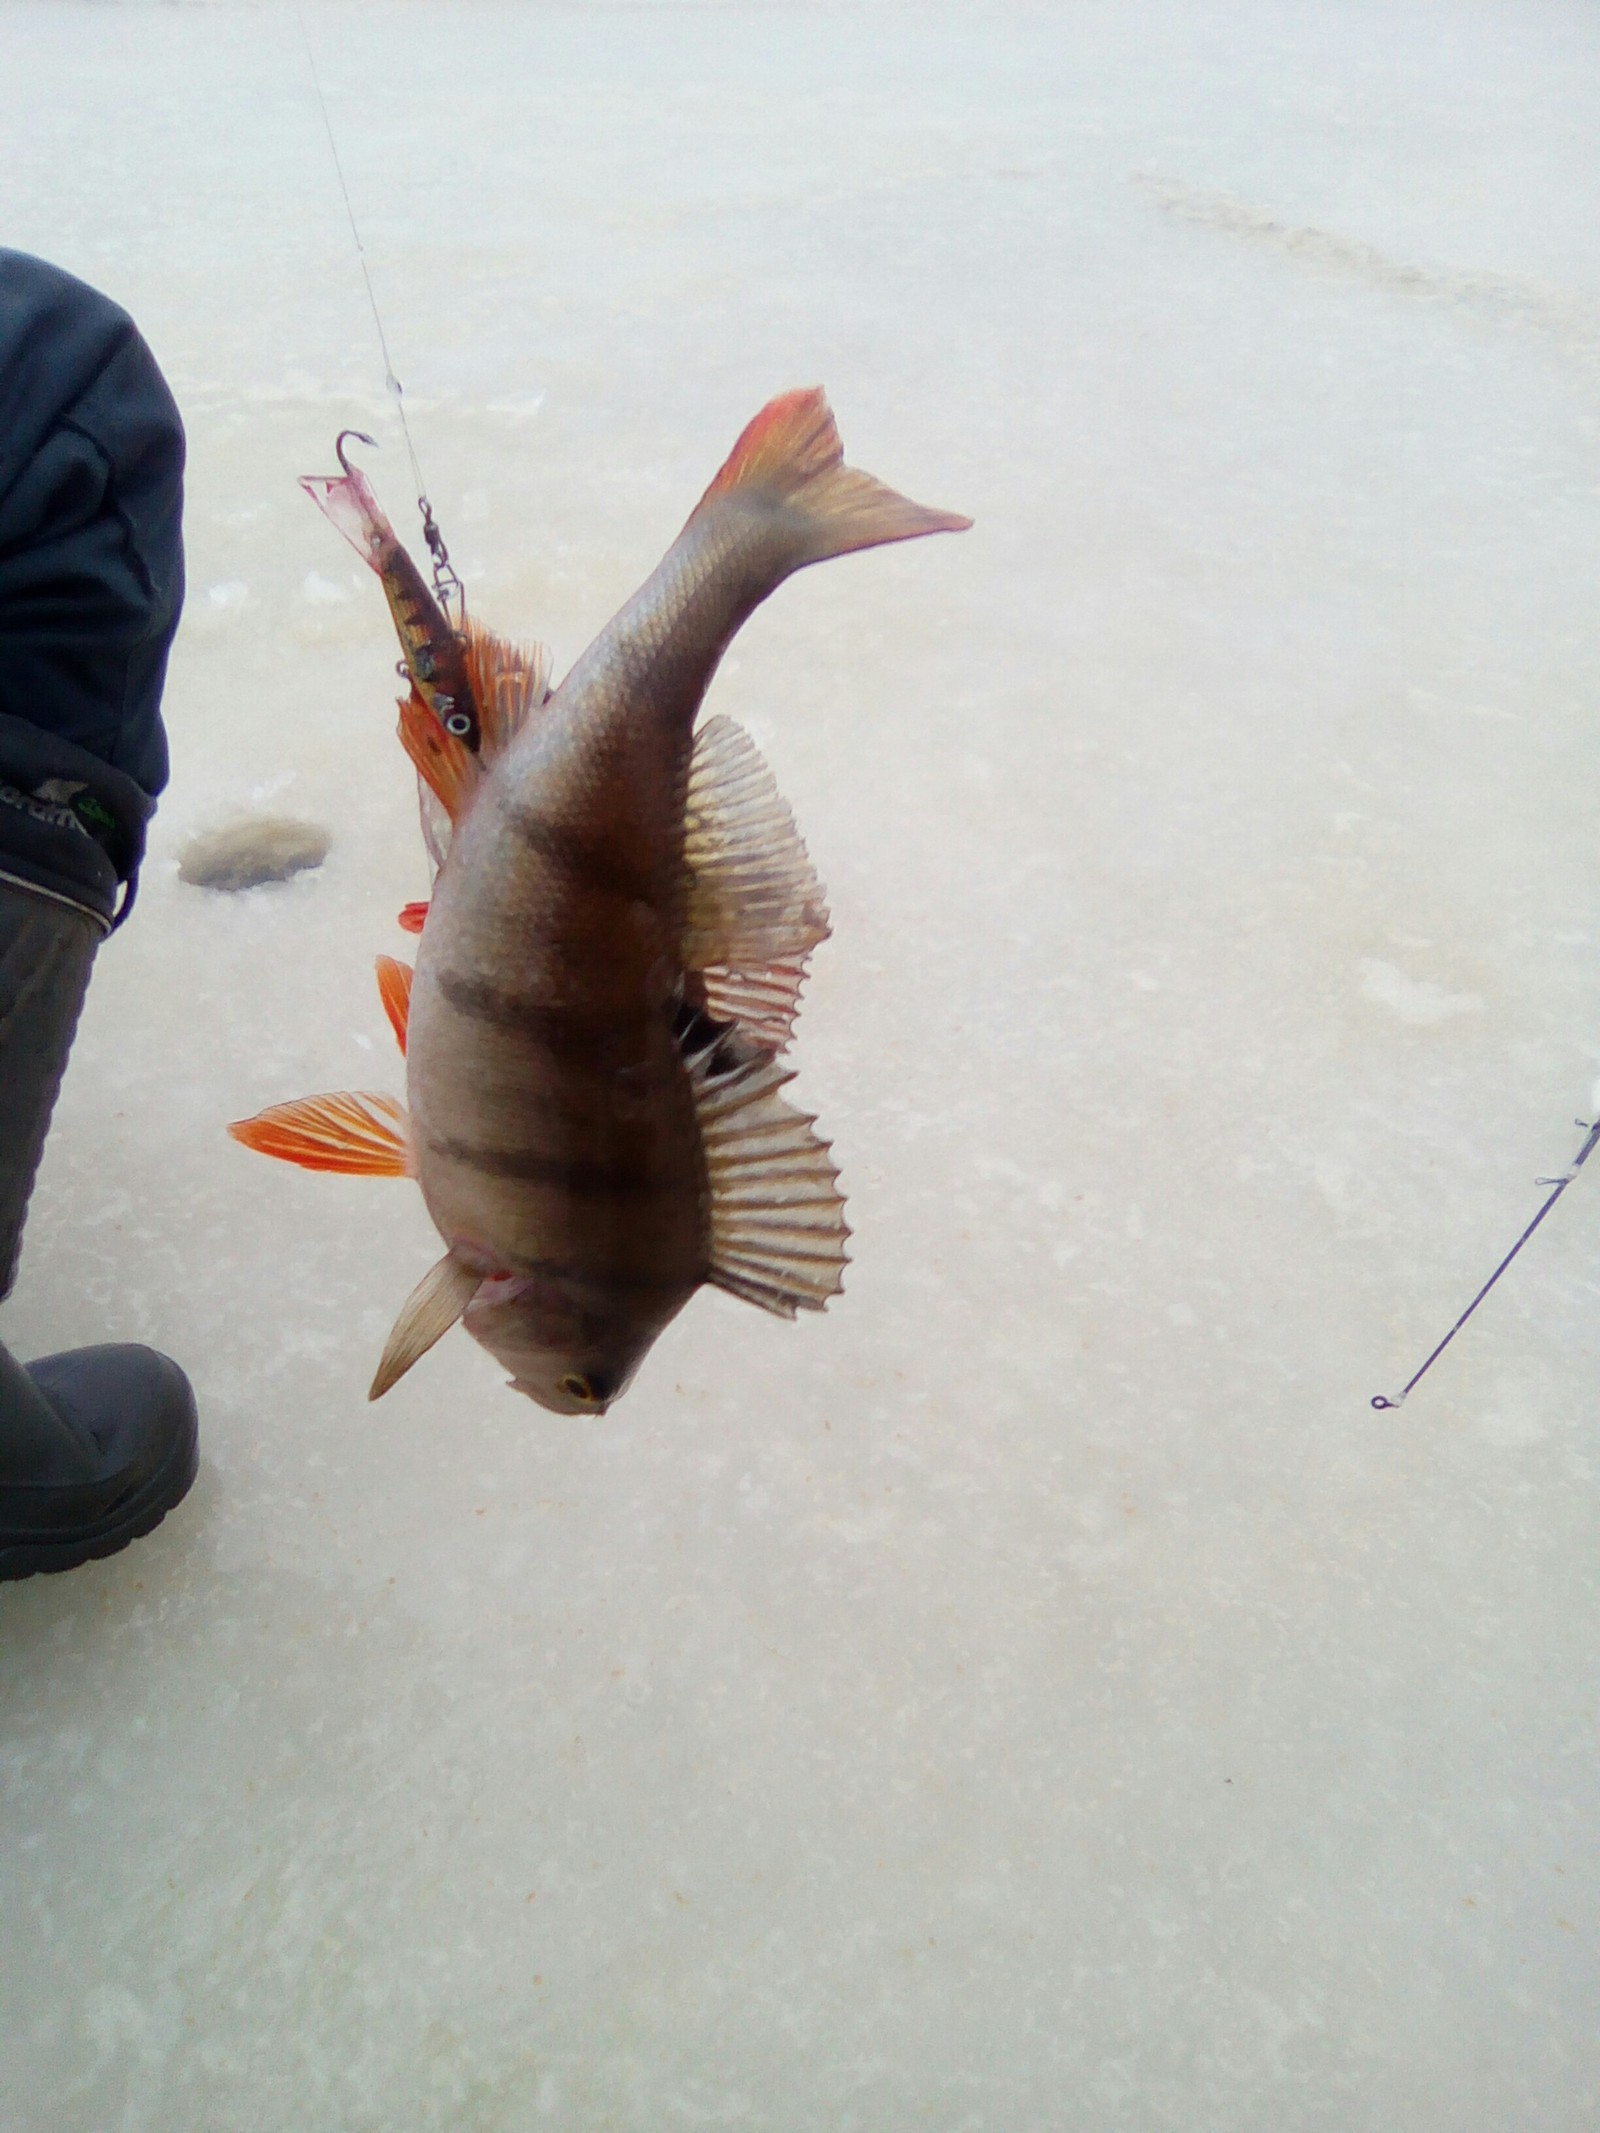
top-left (398, 687), bottom-right (478, 821)
top-left (375, 955), bottom-right (413, 1056)
top-left (227, 1092), bottom-right (412, 1176)
top-left (397, 900), bottom-right (429, 936)
top-left (462, 617), bottom-right (553, 758)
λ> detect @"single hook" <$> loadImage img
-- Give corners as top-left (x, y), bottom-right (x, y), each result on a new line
top-left (335, 428), bottom-right (379, 475)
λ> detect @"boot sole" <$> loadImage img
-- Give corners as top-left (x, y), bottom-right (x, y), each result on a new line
top-left (0, 1408), bottom-right (199, 1582)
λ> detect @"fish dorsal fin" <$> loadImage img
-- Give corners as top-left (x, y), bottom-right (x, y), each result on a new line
top-left (369, 1251), bottom-right (482, 1400)
top-left (462, 619), bottom-right (552, 757)
top-left (227, 1092), bottom-right (412, 1177)
top-left (683, 714), bottom-right (830, 1018)
top-left (701, 959), bottom-right (814, 1055)
top-left (679, 1009), bottom-right (849, 1318)
top-left (376, 955), bottom-right (412, 1055)
top-left (399, 687), bottom-right (479, 825)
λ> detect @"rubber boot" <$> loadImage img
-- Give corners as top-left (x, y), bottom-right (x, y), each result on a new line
top-left (0, 872), bottom-right (197, 1581)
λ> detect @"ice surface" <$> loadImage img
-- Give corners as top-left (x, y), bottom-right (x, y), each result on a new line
top-left (3, 1), bottom-right (1600, 2125)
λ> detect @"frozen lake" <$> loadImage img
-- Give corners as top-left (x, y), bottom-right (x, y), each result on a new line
top-left (4, 0), bottom-right (1599, 2124)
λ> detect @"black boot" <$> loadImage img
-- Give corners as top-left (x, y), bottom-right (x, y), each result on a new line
top-left (0, 728), bottom-right (197, 1581)
top-left (0, 1344), bottom-right (197, 1580)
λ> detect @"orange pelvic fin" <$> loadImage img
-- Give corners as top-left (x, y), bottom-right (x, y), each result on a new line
top-left (227, 1091), bottom-right (412, 1176)
top-left (397, 900), bottom-right (429, 936)
top-left (375, 956), bottom-right (413, 1056)
top-left (369, 1251), bottom-right (482, 1400)
top-left (398, 686), bottom-right (479, 821)
top-left (693, 387), bottom-right (971, 561)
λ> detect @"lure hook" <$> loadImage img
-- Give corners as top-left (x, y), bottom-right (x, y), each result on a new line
top-left (335, 428), bottom-right (379, 475)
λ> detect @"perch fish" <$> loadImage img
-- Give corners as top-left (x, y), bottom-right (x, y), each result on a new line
top-left (232, 389), bottom-right (969, 1411)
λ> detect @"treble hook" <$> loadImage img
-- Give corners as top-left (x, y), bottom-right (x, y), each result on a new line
top-left (335, 428), bottom-right (379, 475)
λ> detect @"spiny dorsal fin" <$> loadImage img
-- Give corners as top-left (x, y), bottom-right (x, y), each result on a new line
top-left (369, 1251), bottom-right (482, 1400)
top-left (227, 1092), bottom-right (412, 1177)
top-left (462, 619), bottom-right (551, 756)
top-left (679, 1008), bottom-right (848, 1318)
top-left (683, 715), bottom-right (830, 1050)
top-left (376, 956), bottom-right (412, 1056)
top-left (691, 387), bottom-right (971, 561)
top-left (701, 959), bottom-right (814, 1056)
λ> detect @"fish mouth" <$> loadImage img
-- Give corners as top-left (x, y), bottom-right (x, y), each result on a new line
top-left (510, 1378), bottom-right (611, 1417)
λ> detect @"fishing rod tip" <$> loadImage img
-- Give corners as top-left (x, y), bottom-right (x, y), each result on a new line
top-left (1371, 1394), bottom-right (1402, 1411)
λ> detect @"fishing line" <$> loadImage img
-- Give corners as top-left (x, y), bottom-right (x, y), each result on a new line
top-left (293, 1), bottom-right (463, 618)
top-left (1372, 1110), bottom-right (1600, 1409)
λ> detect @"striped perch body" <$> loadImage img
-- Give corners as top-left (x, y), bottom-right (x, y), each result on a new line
top-left (232, 389), bottom-right (968, 1412)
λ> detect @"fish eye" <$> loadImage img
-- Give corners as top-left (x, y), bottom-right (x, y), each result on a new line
top-left (558, 1372), bottom-right (594, 1402)
top-left (444, 711), bottom-right (473, 738)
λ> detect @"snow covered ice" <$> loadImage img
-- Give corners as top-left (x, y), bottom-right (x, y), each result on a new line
top-left (4, 1), bottom-right (1600, 2125)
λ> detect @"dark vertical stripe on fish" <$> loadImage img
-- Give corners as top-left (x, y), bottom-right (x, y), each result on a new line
top-left (434, 970), bottom-right (652, 1057)
top-left (424, 1135), bottom-right (664, 1195)
top-left (499, 1253), bottom-right (696, 1295)
top-left (497, 794), bottom-right (655, 903)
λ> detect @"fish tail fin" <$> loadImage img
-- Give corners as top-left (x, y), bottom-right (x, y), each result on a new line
top-left (694, 388), bottom-right (971, 562)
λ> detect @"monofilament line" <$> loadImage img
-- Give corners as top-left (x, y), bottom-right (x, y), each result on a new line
top-left (294, 1), bottom-right (431, 511)
top-left (1372, 1113), bottom-right (1600, 1409)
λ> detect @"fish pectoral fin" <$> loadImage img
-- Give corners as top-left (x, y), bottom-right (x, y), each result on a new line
top-left (369, 1252), bottom-right (482, 1400)
top-left (399, 686), bottom-right (480, 825)
top-left (682, 715), bottom-right (830, 1049)
top-left (462, 618), bottom-right (553, 757)
top-left (227, 1092), bottom-right (413, 1177)
top-left (375, 955), bottom-right (413, 1056)
top-left (397, 899), bottom-right (430, 936)
top-left (680, 1011), bottom-right (849, 1318)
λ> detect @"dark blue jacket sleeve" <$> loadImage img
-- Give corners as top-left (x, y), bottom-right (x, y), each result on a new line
top-left (0, 249), bottom-right (185, 802)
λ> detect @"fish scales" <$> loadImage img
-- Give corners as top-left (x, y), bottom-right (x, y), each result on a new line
top-left (405, 499), bottom-right (792, 1316)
